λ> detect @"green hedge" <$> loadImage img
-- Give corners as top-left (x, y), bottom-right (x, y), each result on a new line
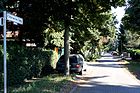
top-left (0, 45), bottom-right (3, 89)
top-left (127, 49), bottom-right (140, 60)
top-left (0, 42), bottom-right (58, 87)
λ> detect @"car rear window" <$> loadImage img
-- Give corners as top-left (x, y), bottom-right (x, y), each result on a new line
top-left (58, 55), bottom-right (78, 63)
top-left (69, 56), bottom-right (77, 63)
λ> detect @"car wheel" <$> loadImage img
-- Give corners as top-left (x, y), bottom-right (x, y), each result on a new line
top-left (83, 69), bottom-right (86, 71)
top-left (79, 70), bottom-right (82, 75)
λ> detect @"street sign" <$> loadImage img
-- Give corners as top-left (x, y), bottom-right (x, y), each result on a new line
top-left (2, 11), bottom-right (23, 93)
top-left (7, 13), bottom-right (23, 25)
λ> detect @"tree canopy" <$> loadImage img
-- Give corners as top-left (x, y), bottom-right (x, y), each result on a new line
top-left (1, 0), bottom-right (125, 52)
top-left (122, 0), bottom-right (140, 33)
top-left (121, 0), bottom-right (140, 48)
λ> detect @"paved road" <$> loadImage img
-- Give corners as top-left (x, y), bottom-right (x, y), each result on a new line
top-left (71, 53), bottom-right (140, 93)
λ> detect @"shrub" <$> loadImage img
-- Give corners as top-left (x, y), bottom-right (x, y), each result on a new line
top-left (0, 45), bottom-right (3, 89)
top-left (0, 42), bottom-right (58, 86)
top-left (7, 43), bottom-right (31, 85)
top-left (127, 49), bottom-right (140, 61)
top-left (40, 50), bottom-right (58, 76)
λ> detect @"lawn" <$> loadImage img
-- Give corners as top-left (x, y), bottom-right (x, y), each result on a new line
top-left (125, 61), bottom-right (140, 80)
top-left (1, 74), bottom-right (75, 93)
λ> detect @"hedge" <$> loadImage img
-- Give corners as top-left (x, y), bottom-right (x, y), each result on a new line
top-left (0, 42), bottom-right (58, 87)
top-left (0, 45), bottom-right (3, 89)
top-left (127, 49), bottom-right (140, 60)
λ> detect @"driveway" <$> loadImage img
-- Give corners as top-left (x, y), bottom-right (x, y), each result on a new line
top-left (71, 53), bottom-right (140, 93)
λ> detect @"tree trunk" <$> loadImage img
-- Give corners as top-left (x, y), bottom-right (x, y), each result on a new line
top-left (64, 23), bottom-right (70, 76)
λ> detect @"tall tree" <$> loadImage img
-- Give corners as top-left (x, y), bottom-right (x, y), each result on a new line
top-left (125, 30), bottom-right (140, 48)
top-left (122, 0), bottom-right (140, 33)
top-left (122, 0), bottom-right (140, 48)
top-left (3, 0), bottom-right (126, 75)
top-left (118, 24), bottom-right (126, 54)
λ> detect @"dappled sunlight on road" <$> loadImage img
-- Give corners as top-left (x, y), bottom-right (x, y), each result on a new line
top-left (71, 53), bottom-right (140, 93)
top-left (74, 81), bottom-right (140, 93)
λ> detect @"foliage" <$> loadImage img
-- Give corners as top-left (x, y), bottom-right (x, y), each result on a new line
top-left (0, 45), bottom-right (3, 89)
top-left (2, 74), bottom-right (72, 93)
top-left (0, 0), bottom-right (126, 62)
top-left (127, 30), bottom-right (140, 48)
top-left (122, 0), bottom-right (140, 48)
top-left (2, 0), bottom-right (125, 48)
top-left (43, 28), bottom-right (64, 48)
top-left (0, 0), bottom-right (126, 89)
top-left (0, 43), bottom-right (58, 86)
top-left (127, 48), bottom-right (140, 60)
top-left (126, 60), bottom-right (140, 80)
top-left (117, 24), bottom-right (127, 54)
top-left (70, 10), bottom-right (117, 59)
top-left (122, 0), bottom-right (140, 33)
top-left (0, 0), bottom-right (7, 12)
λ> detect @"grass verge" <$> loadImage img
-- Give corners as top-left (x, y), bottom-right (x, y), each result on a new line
top-left (125, 61), bottom-right (140, 80)
top-left (3, 74), bottom-right (75, 93)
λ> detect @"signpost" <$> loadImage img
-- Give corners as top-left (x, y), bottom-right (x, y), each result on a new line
top-left (0, 11), bottom-right (23, 93)
top-left (7, 13), bottom-right (23, 25)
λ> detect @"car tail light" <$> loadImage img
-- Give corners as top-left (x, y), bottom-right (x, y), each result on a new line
top-left (76, 64), bottom-right (80, 68)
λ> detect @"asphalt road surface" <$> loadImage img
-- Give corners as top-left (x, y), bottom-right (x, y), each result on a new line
top-left (71, 53), bottom-right (140, 93)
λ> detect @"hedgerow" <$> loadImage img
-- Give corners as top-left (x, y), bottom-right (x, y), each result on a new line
top-left (0, 42), bottom-right (58, 87)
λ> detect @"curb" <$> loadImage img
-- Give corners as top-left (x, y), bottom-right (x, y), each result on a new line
top-left (117, 61), bottom-right (140, 84)
top-left (69, 85), bottom-right (77, 93)
top-left (123, 66), bottom-right (140, 84)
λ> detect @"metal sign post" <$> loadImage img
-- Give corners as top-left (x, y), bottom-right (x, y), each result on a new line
top-left (1, 11), bottom-right (23, 93)
top-left (3, 11), bottom-right (7, 93)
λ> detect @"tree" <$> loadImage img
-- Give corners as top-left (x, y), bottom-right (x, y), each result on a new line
top-left (3, 0), bottom-right (126, 75)
top-left (117, 24), bottom-right (127, 54)
top-left (70, 11), bottom-right (117, 60)
top-left (43, 28), bottom-right (64, 49)
top-left (122, 0), bottom-right (140, 49)
top-left (0, 0), bottom-right (7, 12)
top-left (122, 0), bottom-right (140, 33)
top-left (128, 31), bottom-right (140, 48)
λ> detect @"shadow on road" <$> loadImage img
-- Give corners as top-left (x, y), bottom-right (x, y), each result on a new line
top-left (74, 81), bottom-right (140, 93)
top-left (88, 62), bottom-right (124, 68)
top-left (72, 62), bottom-right (140, 93)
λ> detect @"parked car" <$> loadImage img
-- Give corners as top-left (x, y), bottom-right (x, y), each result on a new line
top-left (56, 54), bottom-right (87, 75)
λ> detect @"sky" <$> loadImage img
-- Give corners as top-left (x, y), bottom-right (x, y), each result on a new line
top-left (111, 6), bottom-right (126, 28)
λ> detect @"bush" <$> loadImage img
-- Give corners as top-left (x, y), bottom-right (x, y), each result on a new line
top-left (40, 50), bottom-right (58, 76)
top-left (0, 45), bottom-right (3, 89)
top-left (127, 49), bottom-right (140, 61)
top-left (0, 42), bottom-right (58, 86)
top-left (7, 43), bottom-right (30, 85)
